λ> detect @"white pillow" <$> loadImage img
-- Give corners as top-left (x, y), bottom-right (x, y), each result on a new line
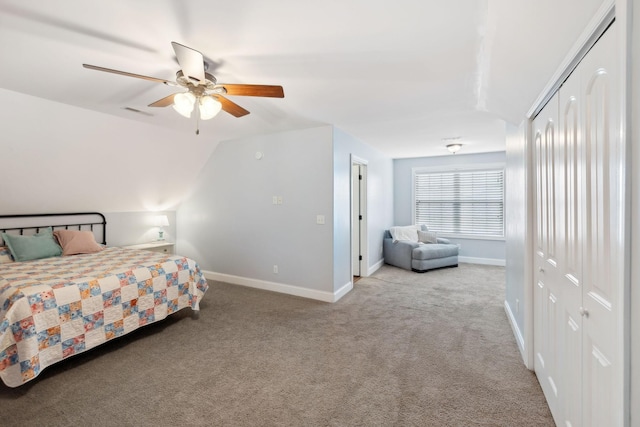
top-left (418, 230), bottom-right (438, 244)
top-left (389, 225), bottom-right (421, 242)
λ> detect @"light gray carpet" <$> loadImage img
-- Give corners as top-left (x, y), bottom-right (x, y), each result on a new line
top-left (1, 263), bottom-right (554, 426)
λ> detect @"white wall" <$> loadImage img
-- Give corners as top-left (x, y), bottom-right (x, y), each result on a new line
top-left (176, 126), bottom-right (336, 298)
top-left (176, 125), bottom-right (393, 301)
top-left (0, 88), bottom-right (216, 215)
top-left (104, 211), bottom-right (176, 246)
top-left (504, 121), bottom-right (528, 361)
top-left (393, 151), bottom-right (507, 264)
top-left (332, 127), bottom-right (394, 288)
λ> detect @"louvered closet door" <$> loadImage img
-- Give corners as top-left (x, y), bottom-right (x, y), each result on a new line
top-left (533, 93), bottom-right (564, 422)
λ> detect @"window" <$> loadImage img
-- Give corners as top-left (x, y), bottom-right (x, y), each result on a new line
top-left (413, 167), bottom-right (504, 239)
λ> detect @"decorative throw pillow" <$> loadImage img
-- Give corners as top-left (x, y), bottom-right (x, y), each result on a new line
top-left (2, 228), bottom-right (63, 262)
top-left (418, 230), bottom-right (438, 244)
top-left (53, 229), bottom-right (104, 256)
top-left (0, 246), bottom-right (14, 264)
top-left (389, 225), bottom-right (421, 242)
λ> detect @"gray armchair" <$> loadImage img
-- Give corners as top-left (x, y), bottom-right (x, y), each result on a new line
top-left (383, 228), bottom-right (459, 273)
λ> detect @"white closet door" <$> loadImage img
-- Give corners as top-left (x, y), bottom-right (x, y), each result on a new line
top-left (533, 21), bottom-right (622, 426)
top-left (558, 59), bottom-right (583, 427)
top-left (533, 94), bottom-right (563, 422)
top-left (579, 24), bottom-right (621, 427)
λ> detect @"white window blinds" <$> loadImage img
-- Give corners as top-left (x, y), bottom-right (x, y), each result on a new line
top-left (414, 168), bottom-right (504, 238)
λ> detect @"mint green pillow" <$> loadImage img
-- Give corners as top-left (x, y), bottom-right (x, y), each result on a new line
top-left (2, 228), bottom-right (62, 262)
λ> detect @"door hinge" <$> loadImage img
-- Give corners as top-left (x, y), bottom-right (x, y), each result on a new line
top-left (359, 215), bottom-right (363, 220)
top-left (359, 255), bottom-right (362, 260)
top-left (359, 174), bottom-right (362, 180)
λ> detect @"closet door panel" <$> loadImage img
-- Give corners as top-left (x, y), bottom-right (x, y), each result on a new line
top-left (580, 24), bottom-right (620, 426)
top-left (533, 95), bottom-right (563, 423)
top-left (558, 67), bottom-right (583, 427)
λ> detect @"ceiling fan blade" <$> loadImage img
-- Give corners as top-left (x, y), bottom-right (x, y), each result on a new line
top-left (148, 94), bottom-right (177, 107)
top-left (171, 42), bottom-right (205, 85)
top-left (83, 64), bottom-right (172, 85)
top-left (217, 84), bottom-right (284, 98)
top-left (216, 95), bottom-right (250, 117)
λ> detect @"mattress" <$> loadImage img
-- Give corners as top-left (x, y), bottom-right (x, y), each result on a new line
top-left (0, 247), bottom-right (208, 387)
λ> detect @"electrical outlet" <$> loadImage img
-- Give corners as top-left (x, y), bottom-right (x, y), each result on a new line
top-left (272, 196), bottom-right (278, 205)
top-left (273, 265), bottom-right (278, 274)
top-left (277, 196), bottom-right (283, 205)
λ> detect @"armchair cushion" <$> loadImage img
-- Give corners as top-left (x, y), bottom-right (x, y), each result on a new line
top-left (412, 244), bottom-right (459, 260)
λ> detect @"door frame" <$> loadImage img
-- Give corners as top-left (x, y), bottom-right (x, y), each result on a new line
top-left (351, 155), bottom-right (368, 278)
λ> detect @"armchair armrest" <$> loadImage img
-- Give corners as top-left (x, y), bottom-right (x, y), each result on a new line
top-left (383, 238), bottom-right (419, 270)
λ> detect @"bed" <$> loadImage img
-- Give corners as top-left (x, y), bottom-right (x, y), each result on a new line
top-left (0, 212), bottom-right (208, 387)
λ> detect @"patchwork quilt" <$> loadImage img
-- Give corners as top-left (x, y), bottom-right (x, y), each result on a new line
top-left (0, 247), bottom-right (208, 387)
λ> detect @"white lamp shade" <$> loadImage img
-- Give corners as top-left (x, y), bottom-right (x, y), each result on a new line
top-left (199, 95), bottom-right (222, 120)
top-left (172, 92), bottom-right (196, 118)
top-left (153, 215), bottom-right (170, 227)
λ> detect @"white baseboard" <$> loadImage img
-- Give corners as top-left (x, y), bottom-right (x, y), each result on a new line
top-left (203, 270), bottom-right (352, 303)
top-left (459, 256), bottom-right (506, 266)
top-left (333, 281), bottom-right (353, 302)
top-left (367, 259), bottom-right (384, 276)
top-left (504, 300), bottom-right (527, 365)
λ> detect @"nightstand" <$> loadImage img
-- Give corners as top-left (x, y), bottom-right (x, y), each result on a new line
top-left (122, 241), bottom-right (175, 255)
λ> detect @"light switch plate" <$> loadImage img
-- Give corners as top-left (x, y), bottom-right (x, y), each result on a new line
top-left (316, 215), bottom-right (325, 225)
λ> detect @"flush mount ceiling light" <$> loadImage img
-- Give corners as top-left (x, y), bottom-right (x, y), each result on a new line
top-left (444, 137), bottom-right (462, 154)
top-left (83, 41), bottom-right (284, 135)
top-left (447, 143), bottom-right (462, 154)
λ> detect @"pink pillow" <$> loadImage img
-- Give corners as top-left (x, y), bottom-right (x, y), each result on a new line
top-left (53, 230), bottom-right (104, 256)
top-left (0, 246), bottom-right (14, 263)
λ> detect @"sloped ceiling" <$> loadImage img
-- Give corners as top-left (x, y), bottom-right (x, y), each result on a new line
top-left (0, 0), bottom-right (606, 160)
top-left (0, 87), bottom-right (217, 214)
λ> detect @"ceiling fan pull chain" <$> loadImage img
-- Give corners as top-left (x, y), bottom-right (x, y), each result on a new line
top-left (195, 107), bottom-right (200, 135)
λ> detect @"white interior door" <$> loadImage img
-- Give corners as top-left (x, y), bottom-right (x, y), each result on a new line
top-left (352, 163), bottom-right (361, 276)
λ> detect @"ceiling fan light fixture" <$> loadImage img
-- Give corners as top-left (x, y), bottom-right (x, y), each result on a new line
top-left (172, 92), bottom-right (196, 118)
top-left (199, 95), bottom-right (222, 120)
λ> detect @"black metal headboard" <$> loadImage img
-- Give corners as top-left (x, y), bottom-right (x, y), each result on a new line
top-left (0, 212), bottom-right (107, 246)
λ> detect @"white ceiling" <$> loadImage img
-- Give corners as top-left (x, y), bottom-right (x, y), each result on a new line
top-left (0, 0), bottom-right (606, 158)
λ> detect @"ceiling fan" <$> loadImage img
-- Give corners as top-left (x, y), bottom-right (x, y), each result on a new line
top-left (83, 42), bottom-right (284, 134)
